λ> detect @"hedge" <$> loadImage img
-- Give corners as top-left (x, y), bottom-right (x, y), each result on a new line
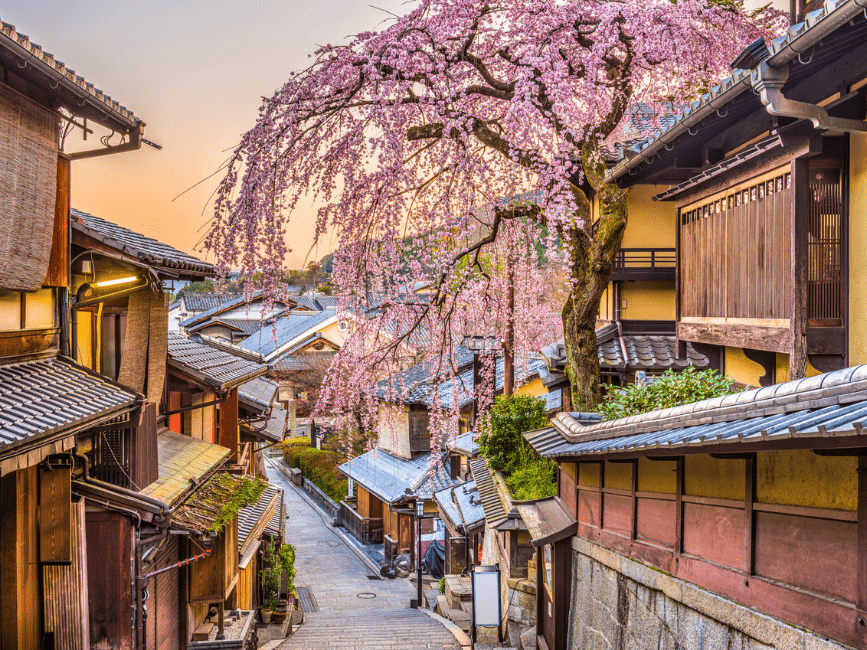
top-left (282, 446), bottom-right (348, 503)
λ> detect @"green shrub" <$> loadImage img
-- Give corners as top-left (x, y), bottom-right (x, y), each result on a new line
top-left (506, 459), bottom-right (557, 501)
top-left (282, 446), bottom-right (348, 503)
top-left (277, 436), bottom-right (311, 450)
top-left (438, 577), bottom-right (446, 594)
top-left (476, 394), bottom-right (548, 475)
top-left (598, 367), bottom-right (739, 421)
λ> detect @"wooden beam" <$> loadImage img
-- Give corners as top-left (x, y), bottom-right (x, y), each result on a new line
top-left (859, 456), bottom-right (867, 611)
top-left (219, 388), bottom-right (239, 462)
top-left (675, 457), bottom-right (684, 554)
top-left (678, 321), bottom-right (791, 354)
top-left (744, 454), bottom-right (756, 576)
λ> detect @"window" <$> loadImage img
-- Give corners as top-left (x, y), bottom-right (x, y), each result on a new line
top-left (408, 411), bottom-right (431, 453)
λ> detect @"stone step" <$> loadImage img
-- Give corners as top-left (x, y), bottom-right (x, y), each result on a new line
top-left (436, 594), bottom-right (450, 617)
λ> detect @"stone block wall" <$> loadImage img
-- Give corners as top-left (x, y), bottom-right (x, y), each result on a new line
top-left (569, 537), bottom-right (852, 650)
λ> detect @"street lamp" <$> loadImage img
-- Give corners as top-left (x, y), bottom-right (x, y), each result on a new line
top-left (415, 498), bottom-right (425, 609)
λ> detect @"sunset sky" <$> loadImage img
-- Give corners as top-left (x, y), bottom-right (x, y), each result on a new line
top-left (6, 0), bottom-right (784, 270)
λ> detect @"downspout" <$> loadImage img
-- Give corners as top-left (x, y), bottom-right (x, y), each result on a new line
top-left (72, 452), bottom-right (172, 518)
top-left (752, 61), bottom-right (867, 133)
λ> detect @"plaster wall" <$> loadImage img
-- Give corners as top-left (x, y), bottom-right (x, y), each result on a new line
top-left (377, 403), bottom-right (411, 459)
top-left (568, 536), bottom-right (850, 650)
top-left (515, 376), bottom-right (547, 397)
top-left (723, 347), bottom-right (764, 386)
top-left (621, 185), bottom-right (676, 249)
top-left (318, 320), bottom-right (347, 347)
top-left (619, 281), bottom-right (676, 320)
top-left (850, 133), bottom-right (867, 365)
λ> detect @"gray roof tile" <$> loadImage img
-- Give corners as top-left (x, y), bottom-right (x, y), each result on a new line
top-left (0, 358), bottom-right (138, 454)
top-left (168, 333), bottom-right (267, 390)
top-left (238, 376), bottom-right (278, 413)
top-left (71, 209), bottom-right (214, 275)
top-left (239, 311), bottom-right (336, 358)
top-left (338, 449), bottom-right (456, 504)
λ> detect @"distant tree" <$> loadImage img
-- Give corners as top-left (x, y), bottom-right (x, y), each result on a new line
top-left (183, 279), bottom-right (215, 293)
top-left (477, 394), bottom-right (548, 475)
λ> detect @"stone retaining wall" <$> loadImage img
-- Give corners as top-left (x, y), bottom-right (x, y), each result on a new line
top-left (569, 537), bottom-right (851, 650)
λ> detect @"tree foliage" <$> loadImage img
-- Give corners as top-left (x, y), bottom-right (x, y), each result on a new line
top-left (477, 394), bottom-right (548, 474)
top-left (209, 0), bottom-right (784, 441)
top-left (598, 367), bottom-right (739, 421)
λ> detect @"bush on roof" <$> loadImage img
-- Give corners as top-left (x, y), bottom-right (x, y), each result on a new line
top-left (598, 367), bottom-right (739, 421)
top-left (282, 446), bottom-right (349, 503)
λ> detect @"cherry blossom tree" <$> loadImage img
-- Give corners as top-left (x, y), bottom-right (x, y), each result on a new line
top-left (207, 0), bottom-right (784, 425)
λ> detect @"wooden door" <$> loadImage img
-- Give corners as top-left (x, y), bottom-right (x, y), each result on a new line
top-left (537, 540), bottom-right (571, 650)
top-left (148, 537), bottom-right (180, 650)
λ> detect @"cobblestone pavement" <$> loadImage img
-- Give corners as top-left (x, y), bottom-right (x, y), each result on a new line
top-left (266, 462), bottom-right (461, 650)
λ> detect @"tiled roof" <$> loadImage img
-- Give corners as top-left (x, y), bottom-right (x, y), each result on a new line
top-left (431, 356), bottom-right (547, 410)
top-left (0, 19), bottom-right (139, 127)
top-left (71, 209), bottom-right (214, 275)
top-left (171, 473), bottom-right (263, 535)
top-left (0, 357), bottom-right (138, 456)
top-left (167, 333), bottom-right (267, 390)
top-left (238, 484), bottom-right (281, 550)
top-left (179, 292), bottom-right (293, 329)
top-left (238, 376), bottom-right (278, 413)
top-left (338, 449), bottom-right (456, 504)
top-left (271, 351), bottom-right (336, 374)
top-left (239, 310), bottom-right (336, 359)
top-left (293, 296), bottom-right (324, 311)
top-left (264, 487), bottom-right (285, 538)
top-left (525, 365), bottom-right (867, 459)
top-left (374, 347), bottom-right (474, 403)
top-left (188, 318), bottom-right (266, 336)
top-left (605, 0), bottom-right (867, 183)
top-left (448, 431), bottom-right (479, 457)
top-left (141, 431), bottom-right (230, 506)
top-left (434, 480), bottom-right (485, 532)
top-left (180, 292), bottom-right (237, 312)
top-left (315, 295), bottom-right (339, 308)
top-left (256, 407), bottom-right (288, 443)
top-left (468, 457), bottom-right (509, 529)
top-left (540, 326), bottom-right (708, 378)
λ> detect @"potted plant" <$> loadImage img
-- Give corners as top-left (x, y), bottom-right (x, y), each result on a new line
top-left (260, 541), bottom-right (281, 625)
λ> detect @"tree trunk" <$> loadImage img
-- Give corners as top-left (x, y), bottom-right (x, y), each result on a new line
top-left (562, 150), bottom-right (629, 411)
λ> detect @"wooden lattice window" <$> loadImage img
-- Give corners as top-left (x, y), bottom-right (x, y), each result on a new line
top-left (408, 411), bottom-right (431, 453)
top-left (807, 164), bottom-right (844, 325)
top-left (92, 428), bottom-right (131, 488)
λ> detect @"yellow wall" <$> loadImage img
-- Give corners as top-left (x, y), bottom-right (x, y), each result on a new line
top-left (723, 347), bottom-right (764, 387)
top-left (0, 291), bottom-right (19, 330)
top-left (850, 133), bottom-right (867, 365)
top-left (684, 455), bottom-right (745, 501)
top-left (619, 281), bottom-right (675, 320)
top-left (318, 320), bottom-right (347, 347)
top-left (603, 461), bottom-right (632, 490)
top-left (622, 185), bottom-right (676, 249)
top-left (578, 462), bottom-right (600, 488)
top-left (637, 458), bottom-right (676, 494)
top-left (24, 289), bottom-right (55, 329)
top-left (77, 313), bottom-right (93, 369)
top-left (757, 450), bottom-right (856, 511)
top-left (515, 377), bottom-right (546, 397)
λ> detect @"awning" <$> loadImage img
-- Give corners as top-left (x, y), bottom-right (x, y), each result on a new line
top-left (141, 431), bottom-right (231, 506)
top-left (171, 472), bottom-right (266, 536)
top-left (237, 485), bottom-right (282, 556)
top-left (0, 357), bottom-right (139, 475)
top-left (513, 496), bottom-right (579, 548)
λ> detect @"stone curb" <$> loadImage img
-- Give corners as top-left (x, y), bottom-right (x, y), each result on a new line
top-left (265, 457), bottom-right (385, 578)
top-left (419, 607), bottom-right (472, 649)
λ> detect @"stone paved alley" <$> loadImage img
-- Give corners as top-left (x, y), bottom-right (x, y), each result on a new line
top-left (265, 461), bottom-right (462, 650)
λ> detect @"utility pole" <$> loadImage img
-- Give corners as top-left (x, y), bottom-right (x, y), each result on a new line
top-left (503, 249), bottom-right (515, 397)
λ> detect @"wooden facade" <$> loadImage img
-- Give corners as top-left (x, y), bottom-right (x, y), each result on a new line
top-left (551, 450), bottom-right (866, 648)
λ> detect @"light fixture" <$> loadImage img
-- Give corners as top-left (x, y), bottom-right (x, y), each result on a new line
top-left (94, 276), bottom-right (139, 288)
top-left (80, 259), bottom-right (93, 275)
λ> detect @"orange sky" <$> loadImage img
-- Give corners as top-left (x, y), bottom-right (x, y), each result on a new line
top-left (7, 0), bottom-right (786, 271)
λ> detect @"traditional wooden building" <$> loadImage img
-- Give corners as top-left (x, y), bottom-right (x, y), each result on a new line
top-left (432, 478), bottom-right (485, 575)
top-left (525, 366), bottom-right (867, 650)
top-left (605, 0), bottom-right (867, 386)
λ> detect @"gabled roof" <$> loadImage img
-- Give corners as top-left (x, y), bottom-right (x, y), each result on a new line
top-left (526, 365), bottom-right (867, 459)
top-left (448, 431), bottom-right (479, 457)
top-left (293, 295), bottom-right (325, 311)
top-left (71, 209), bottom-right (214, 276)
top-left (141, 431), bottom-right (231, 506)
top-left (188, 318), bottom-right (266, 336)
top-left (238, 310), bottom-right (338, 360)
top-left (237, 484), bottom-right (282, 551)
top-left (271, 351), bottom-right (336, 374)
top-left (468, 456), bottom-right (510, 529)
top-left (180, 292), bottom-right (237, 312)
top-left (179, 292), bottom-right (289, 329)
top-left (0, 357), bottom-right (138, 462)
top-left (238, 376), bottom-right (278, 413)
top-left (0, 18), bottom-right (140, 130)
top-left (245, 407), bottom-right (288, 444)
top-left (337, 449), bottom-right (456, 504)
top-left (167, 333), bottom-right (267, 391)
top-left (434, 480), bottom-right (485, 532)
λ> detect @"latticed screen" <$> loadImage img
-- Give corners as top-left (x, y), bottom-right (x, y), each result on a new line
top-left (92, 428), bottom-right (131, 488)
top-left (408, 411), bottom-right (431, 453)
top-left (807, 166), bottom-right (843, 324)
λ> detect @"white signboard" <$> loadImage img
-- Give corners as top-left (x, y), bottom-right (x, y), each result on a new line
top-left (472, 566), bottom-right (501, 628)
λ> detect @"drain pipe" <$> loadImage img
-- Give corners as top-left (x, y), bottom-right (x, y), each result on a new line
top-left (72, 452), bottom-right (172, 518)
top-left (752, 61), bottom-right (867, 133)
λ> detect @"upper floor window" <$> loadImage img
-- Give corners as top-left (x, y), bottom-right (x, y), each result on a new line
top-left (0, 288), bottom-right (57, 331)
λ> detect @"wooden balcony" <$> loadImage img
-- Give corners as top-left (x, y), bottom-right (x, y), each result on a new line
top-left (340, 499), bottom-right (384, 545)
top-left (610, 248), bottom-right (676, 282)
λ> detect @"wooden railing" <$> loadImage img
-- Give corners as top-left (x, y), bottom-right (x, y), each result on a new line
top-left (610, 248), bottom-right (676, 282)
top-left (340, 499), bottom-right (384, 545)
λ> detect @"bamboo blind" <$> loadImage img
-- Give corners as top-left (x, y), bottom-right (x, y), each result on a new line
top-left (0, 84), bottom-right (58, 291)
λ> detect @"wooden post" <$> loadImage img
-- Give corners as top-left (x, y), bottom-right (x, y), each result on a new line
top-left (744, 454), bottom-right (756, 576)
top-left (791, 159), bottom-right (810, 380)
top-left (630, 459), bottom-right (638, 541)
top-left (675, 457), bottom-right (684, 554)
top-left (219, 388), bottom-right (239, 462)
top-left (858, 456), bottom-right (867, 611)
